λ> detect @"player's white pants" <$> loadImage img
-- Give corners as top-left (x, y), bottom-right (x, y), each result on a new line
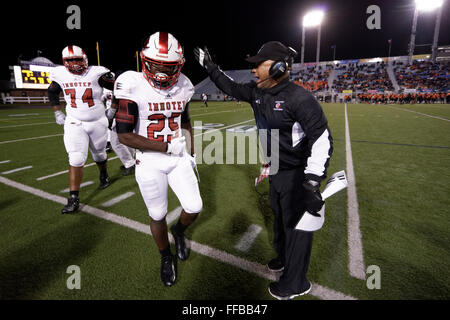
top-left (110, 123), bottom-right (135, 169)
top-left (63, 115), bottom-right (108, 167)
top-left (135, 151), bottom-right (202, 221)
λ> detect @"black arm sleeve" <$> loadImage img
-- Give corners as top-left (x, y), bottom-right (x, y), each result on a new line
top-left (115, 99), bottom-right (139, 133)
top-left (47, 82), bottom-right (62, 106)
top-left (98, 72), bottom-right (115, 91)
top-left (181, 102), bottom-right (191, 124)
top-left (208, 65), bottom-right (255, 102)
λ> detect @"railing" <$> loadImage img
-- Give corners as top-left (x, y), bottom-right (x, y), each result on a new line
top-left (1, 96), bottom-right (64, 104)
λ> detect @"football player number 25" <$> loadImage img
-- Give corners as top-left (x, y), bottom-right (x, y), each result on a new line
top-left (64, 88), bottom-right (95, 108)
top-left (147, 113), bottom-right (181, 142)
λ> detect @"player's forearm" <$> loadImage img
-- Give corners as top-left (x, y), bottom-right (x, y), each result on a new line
top-left (110, 99), bottom-right (118, 110)
top-left (118, 132), bottom-right (167, 153)
top-left (53, 105), bottom-right (64, 112)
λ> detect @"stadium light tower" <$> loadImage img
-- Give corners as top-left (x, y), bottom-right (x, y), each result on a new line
top-left (301, 10), bottom-right (325, 66)
top-left (408, 0), bottom-right (444, 64)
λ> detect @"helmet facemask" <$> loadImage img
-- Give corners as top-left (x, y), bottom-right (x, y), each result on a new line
top-left (63, 57), bottom-right (88, 75)
top-left (141, 54), bottom-right (184, 89)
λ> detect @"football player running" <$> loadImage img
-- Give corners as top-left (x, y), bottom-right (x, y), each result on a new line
top-left (114, 32), bottom-right (202, 287)
top-left (48, 45), bottom-right (115, 214)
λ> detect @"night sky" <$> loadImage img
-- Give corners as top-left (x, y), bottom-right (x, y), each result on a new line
top-left (1, 0), bottom-right (449, 84)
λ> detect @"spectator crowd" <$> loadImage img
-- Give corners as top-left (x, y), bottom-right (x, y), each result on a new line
top-left (292, 64), bottom-right (332, 92)
top-left (394, 60), bottom-right (449, 92)
top-left (331, 61), bottom-right (394, 93)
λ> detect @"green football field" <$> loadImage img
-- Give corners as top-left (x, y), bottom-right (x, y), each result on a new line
top-left (0, 101), bottom-right (449, 300)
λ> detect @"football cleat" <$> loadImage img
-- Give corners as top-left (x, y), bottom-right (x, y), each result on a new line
top-left (170, 225), bottom-right (189, 261)
top-left (268, 281), bottom-right (312, 300)
top-left (160, 255), bottom-right (176, 287)
top-left (98, 173), bottom-right (111, 189)
top-left (61, 195), bottom-right (80, 214)
top-left (120, 165), bottom-right (135, 176)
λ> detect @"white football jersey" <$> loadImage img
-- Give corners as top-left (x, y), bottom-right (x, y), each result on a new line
top-left (114, 71), bottom-right (194, 143)
top-left (50, 65), bottom-right (110, 121)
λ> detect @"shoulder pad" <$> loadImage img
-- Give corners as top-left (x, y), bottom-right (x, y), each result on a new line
top-left (179, 73), bottom-right (195, 102)
top-left (114, 71), bottom-right (139, 100)
top-left (91, 66), bottom-right (110, 77)
top-left (49, 66), bottom-right (66, 84)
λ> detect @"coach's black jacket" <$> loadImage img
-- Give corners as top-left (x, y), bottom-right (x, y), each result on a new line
top-left (207, 65), bottom-right (333, 183)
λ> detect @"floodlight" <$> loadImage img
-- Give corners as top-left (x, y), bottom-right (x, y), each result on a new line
top-left (303, 10), bottom-right (324, 27)
top-left (415, 0), bottom-right (443, 12)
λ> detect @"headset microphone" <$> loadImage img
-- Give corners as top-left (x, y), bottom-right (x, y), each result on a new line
top-left (257, 76), bottom-right (272, 85)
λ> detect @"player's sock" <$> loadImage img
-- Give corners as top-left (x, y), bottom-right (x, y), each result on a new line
top-left (69, 190), bottom-right (79, 198)
top-left (159, 245), bottom-right (172, 257)
top-left (172, 220), bottom-right (188, 235)
top-left (100, 170), bottom-right (108, 178)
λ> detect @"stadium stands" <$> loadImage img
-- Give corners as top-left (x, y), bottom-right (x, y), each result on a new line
top-left (193, 55), bottom-right (449, 104)
top-left (291, 64), bottom-right (333, 92)
top-left (394, 60), bottom-right (449, 92)
top-left (5, 54), bottom-right (449, 104)
top-left (331, 61), bottom-right (394, 93)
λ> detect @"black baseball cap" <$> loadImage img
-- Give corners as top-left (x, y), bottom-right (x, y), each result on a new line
top-left (246, 41), bottom-right (290, 64)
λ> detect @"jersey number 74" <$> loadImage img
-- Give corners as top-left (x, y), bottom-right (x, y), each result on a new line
top-left (64, 88), bottom-right (95, 108)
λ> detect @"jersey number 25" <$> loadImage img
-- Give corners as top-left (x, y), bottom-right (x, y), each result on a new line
top-left (147, 113), bottom-right (181, 142)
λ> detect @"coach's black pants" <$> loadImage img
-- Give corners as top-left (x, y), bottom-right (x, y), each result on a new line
top-left (269, 167), bottom-right (313, 292)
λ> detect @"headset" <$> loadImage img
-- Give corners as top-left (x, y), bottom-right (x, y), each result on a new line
top-left (268, 46), bottom-right (298, 80)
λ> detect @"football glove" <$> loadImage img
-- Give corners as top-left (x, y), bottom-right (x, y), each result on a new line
top-left (167, 136), bottom-right (186, 156)
top-left (302, 180), bottom-right (324, 216)
top-left (54, 110), bottom-right (66, 126)
top-left (105, 107), bottom-right (116, 120)
top-left (193, 47), bottom-right (215, 71)
top-left (105, 108), bottom-right (117, 130)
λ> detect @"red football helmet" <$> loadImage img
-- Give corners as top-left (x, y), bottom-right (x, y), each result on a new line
top-left (141, 32), bottom-right (185, 89)
top-left (62, 45), bottom-right (88, 74)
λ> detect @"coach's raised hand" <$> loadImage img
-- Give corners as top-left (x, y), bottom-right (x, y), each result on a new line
top-left (194, 47), bottom-right (215, 71)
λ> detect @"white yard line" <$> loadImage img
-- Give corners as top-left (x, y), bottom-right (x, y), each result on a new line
top-left (1, 166), bottom-right (33, 175)
top-left (0, 122), bottom-right (55, 129)
top-left (384, 105), bottom-right (450, 122)
top-left (8, 113), bottom-right (40, 117)
top-left (0, 133), bottom-right (63, 145)
top-left (0, 160), bottom-right (11, 164)
top-left (0, 115), bottom-right (53, 121)
top-left (194, 119), bottom-right (255, 137)
top-left (36, 156), bottom-right (119, 181)
top-left (234, 224), bottom-right (262, 252)
top-left (191, 109), bottom-right (248, 118)
top-left (101, 191), bottom-right (136, 207)
top-left (344, 103), bottom-right (366, 280)
top-left (0, 175), bottom-right (357, 300)
top-left (166, 206), bottom-right (183, 225)
top-left (60, 181), bottom-right (95, 193)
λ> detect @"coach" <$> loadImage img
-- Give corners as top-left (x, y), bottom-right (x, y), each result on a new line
top-left (194, 41), bottom-right (333, 300)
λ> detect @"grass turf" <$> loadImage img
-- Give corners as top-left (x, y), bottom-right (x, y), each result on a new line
top-left (0, 102), bottom-right (449, 300)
